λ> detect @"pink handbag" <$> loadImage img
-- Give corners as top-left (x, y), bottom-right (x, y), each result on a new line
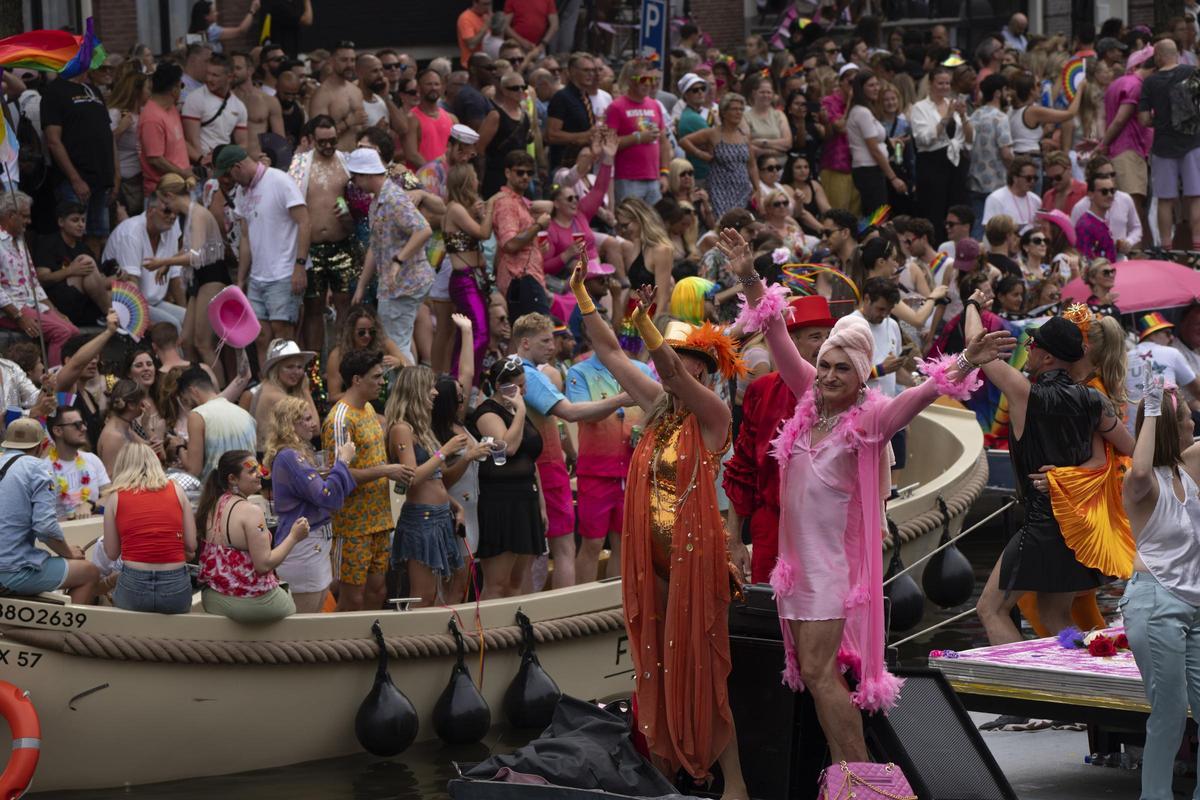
top-left (818, 760), bottom-right (918, 800)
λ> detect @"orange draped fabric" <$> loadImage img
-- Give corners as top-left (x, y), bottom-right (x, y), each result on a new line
top-left (622, 412), bottom-right (733, 780)
top-left (1045, 376), bottom-right (1134, 580)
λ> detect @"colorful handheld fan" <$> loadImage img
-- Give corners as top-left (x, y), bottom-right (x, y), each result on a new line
top-left (1062, 56), bottom-right (1086, 103)
top-left (110, 281), bottom-right (150, 340)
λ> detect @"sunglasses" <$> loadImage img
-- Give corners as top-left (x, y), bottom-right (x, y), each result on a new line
top-left (401, 87), bottom-right (418, 95)
top-left (54, 421), bottom-right (86, 431)
top-left (513, 168), bottom-right (534, 177)
top-left (1098, 268), bottom-right (1116, 277)
top-left (505, 84), bottom-right (527, 91)
top-left (561, 194), bottom-right (578, 202)
top-left (686, 85), bottom-right (706, 93)
top-left (1096, 187), bottom-right (1116, 196)
top-left (680, 170), bottom-right (694, 177)
top-left (1029, 235), bottom-right (1047, 244)
top-left (315, 136), bottom-right (338, 147)
top-left (547, 67), bottom-right (561, 74)
top-left (947, 219), bottom-right (965, 227)
top-left (770, 200), bottom-right (789, 208)
top-left (1046, 172), bottom-right (1065, 181)
top-left (824, 47), bottom-right (838, 54)
top-left (382, 63), bottom-right (402, 71)
top-left (763, 164), bottom-right (782, 172)
top-left (356, 327), bottom-right (377, 337)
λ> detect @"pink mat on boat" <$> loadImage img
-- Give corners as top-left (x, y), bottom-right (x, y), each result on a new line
top-left (932, 627), bottom-right (1140, 680)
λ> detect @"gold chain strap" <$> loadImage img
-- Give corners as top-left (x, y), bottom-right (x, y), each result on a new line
top-left (825, 762), bottom-right (918, 800)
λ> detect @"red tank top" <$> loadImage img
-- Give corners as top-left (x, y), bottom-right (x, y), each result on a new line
top-left (115, 485), bottom-right (185, 563)
top-left (415, 106), bottom-right (453, 164)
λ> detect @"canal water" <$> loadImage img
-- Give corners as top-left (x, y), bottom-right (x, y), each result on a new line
top-left (44, 500), bottom-right (1123, 800)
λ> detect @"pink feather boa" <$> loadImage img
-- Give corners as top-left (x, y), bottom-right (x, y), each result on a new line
top-left (917, 353), bottom-right (982, 402)
top-left (769, 387), bottom-right (886, 468)
top-left (735, 282), bottom-right (792, 334)
top-left (851, 671), bottom-right (906, 712)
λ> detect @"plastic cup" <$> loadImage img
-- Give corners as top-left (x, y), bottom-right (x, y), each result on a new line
top-left (491, 440), bottom-right (508, 466)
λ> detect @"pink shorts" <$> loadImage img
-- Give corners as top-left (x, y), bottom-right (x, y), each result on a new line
top-left (538, 460), bottom-right (575, 538)
top-left (577, 475), bottom-right (624, 539)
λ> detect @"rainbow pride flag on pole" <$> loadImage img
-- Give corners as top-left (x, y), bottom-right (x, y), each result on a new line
top-left (0, 17), bottom-right (106, 78)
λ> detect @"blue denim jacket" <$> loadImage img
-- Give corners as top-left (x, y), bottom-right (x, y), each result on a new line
top-left (0, 450), bottom-right (66, 571)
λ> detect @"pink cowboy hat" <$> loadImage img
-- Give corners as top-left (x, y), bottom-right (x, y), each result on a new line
top-left (1035, 208), bottom-right (1077, 248)
top-left (207, 285), bottom-right (261, 349)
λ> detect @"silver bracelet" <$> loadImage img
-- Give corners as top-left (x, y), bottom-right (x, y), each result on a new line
top-left (955, 352), bottom-right (976, 373)
top-left (736, 273), bottom-right (762, 286)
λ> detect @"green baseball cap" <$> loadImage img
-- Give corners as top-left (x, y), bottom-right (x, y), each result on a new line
top-left (213, 145), bottom-right (248, 176)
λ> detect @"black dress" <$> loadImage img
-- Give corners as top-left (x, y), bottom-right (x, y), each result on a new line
top-left (999, 369), bottom-right (1111, 592)
top-left (468, 398), bottom-right (545, 558)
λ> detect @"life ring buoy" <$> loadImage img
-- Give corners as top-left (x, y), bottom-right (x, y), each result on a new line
top-left (0, 681), bottom-right (39, 800)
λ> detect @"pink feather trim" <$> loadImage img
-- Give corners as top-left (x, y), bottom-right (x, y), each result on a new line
top-left (782, 646), bottom-right (804, 691)
top-left (769, 558), bottom-right (796, 597)
top-left (843, 584), bottom-right (870, 611)
top-left (851, 671), bottom-right (905, 712)
top-left (917, 353), bottom-right (982, 401)
top-left (735, 281), bottom-right (792, 334)
top-left (770, 388), bottom-right (888, 468)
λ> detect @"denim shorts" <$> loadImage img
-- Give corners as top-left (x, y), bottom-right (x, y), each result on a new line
top-left (248, 277), bottom-right (301, 323)
top-left (0, 558), bottom-right (69, 595)
top-left (114, 566), bottom-right (193, 614)
top-left (55, 180), bottom-right (111, 237)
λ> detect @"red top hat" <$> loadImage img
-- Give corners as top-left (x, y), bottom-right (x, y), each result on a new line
top-left (786, 295), bottom-right (836, 331)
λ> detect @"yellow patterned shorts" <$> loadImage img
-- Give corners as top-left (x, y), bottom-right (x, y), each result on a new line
top-left (331, 530), bottom-right (390, 586)
top-left (306, 238), bottom-right (361, 298)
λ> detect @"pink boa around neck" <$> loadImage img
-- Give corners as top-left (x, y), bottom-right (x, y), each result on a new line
top-left (917, 353), bottom-right (982, 401)
top-left (735, 282), bottom-right (792, 334)
top-left (769, 387), bottom-right (887, 468)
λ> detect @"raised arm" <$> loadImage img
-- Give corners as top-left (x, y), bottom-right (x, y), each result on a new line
top-left (58, 310), bottom-right (119, 389)
top-left (569, 261), bottom-right (663, 412)
top-left (717, 228), bottom-right (815, 396)
top-left (1124, 375), bottom-right (1165, 507)
top-left (964, 288), bottom-right (1030, 412)
top-left (630, 293), bottom-right (730, 449)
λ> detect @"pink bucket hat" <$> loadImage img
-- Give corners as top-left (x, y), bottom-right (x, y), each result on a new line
top-left (207, 285), bottom-right (262, 349)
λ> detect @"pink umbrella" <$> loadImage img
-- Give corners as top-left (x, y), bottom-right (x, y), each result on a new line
top-left (1061, 259), bottom-right (1200, 313)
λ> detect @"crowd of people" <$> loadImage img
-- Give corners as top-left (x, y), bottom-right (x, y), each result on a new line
top-left (2, 1), bottom-right (1200, 796)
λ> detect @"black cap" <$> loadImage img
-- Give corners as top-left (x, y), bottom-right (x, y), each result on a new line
top-left (1030, 316), bottom-right (1085, 362)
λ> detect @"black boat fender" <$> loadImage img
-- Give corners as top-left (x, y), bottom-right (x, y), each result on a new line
top-left (884, 517), bottom-right (924, 633)
top-left (433, 617), bottom-right (492, 744)
top-left (502, 610), bottom-right (562, 729)
top-left (922, 496), bottom-right (975, 609)
top-left (355, 619), bottom-right (420, 756)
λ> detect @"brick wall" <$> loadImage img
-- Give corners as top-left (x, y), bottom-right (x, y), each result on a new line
top-left (691, 0), bottom-right (747, 53)
top-left (95, 0), bottom-right (139, 57)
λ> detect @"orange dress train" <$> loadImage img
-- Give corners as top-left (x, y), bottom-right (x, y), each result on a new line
top-left (622, 411), bottom-right (733, 780)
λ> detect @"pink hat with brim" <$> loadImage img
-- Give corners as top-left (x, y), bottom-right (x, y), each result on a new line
top-left (207, 285), bottom-right (262, 349)
top-left (1036, 208), bottom-right (1077, 249)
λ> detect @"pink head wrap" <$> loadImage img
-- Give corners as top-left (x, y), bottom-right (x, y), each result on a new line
top-left (817, 315), bottom-right (875, 384)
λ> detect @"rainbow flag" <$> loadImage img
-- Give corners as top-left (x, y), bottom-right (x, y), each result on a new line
top-left (0, 17), bottom-right (106, 78)
top-left (928, 250), bottom-right (948, 276)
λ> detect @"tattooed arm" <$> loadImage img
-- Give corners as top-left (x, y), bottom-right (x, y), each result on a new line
top-left (1097, 394), bottom-right (1134, 456)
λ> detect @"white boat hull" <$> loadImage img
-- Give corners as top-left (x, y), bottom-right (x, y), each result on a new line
top-left (0, 581), bottom-right (631, 792)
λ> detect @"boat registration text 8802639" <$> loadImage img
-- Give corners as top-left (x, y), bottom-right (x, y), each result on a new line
top-left (0, 602), bottom-right (87, 629)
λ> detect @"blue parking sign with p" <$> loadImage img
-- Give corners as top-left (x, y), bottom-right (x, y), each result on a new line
top-left (639, 0), bottom-right (668, 60)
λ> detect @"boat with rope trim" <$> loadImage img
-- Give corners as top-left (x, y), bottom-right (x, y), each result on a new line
top-left (0, 403), bottom-right (984, 792)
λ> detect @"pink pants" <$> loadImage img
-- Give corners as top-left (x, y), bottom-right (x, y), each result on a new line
top-left (0, 307), bottom-right (79, 366)
top-left (448, 269), bottom-right (489, 381)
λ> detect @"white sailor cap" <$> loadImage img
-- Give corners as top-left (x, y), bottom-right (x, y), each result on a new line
top-left (450, 124), bottom-right (480, 145)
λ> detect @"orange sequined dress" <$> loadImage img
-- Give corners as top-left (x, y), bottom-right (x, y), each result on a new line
top-left (622, 410), bottom-right (733, 780)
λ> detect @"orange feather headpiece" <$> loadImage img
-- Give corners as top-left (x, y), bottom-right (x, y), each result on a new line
top-left (664, 321), bottom-right (748, 381)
